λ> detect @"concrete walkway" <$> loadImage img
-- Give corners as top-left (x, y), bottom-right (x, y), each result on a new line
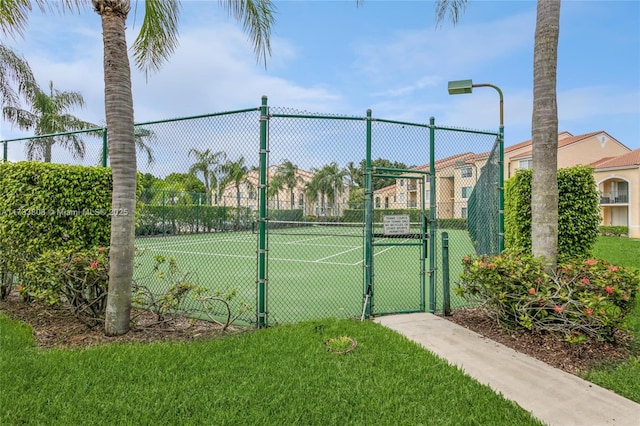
top-left (375, 313), bottom-right (640, 426)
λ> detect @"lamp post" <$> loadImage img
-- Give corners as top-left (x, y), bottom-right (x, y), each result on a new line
top-left (448, 79), bottom-right (504, 252)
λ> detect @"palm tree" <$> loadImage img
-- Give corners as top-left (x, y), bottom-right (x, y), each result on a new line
top-left (0, 0), bottom-right (275, 336)
top-left (435, 0), bottom-right (562, 267)
top-left (0, 43), bottom-right (37, 109)
top-left (306, 162), bottom-right (347, 217)
top-left (3, 80), bottom-right (98, 162)
top-left (268, 172), bottom-right (285, 210)
top-left (188, 148), bottom-right (226, 205)
top-left (273, 160), bottom-right (303, 208)
top-left (221, 156), bottom-right (252, 229)
top-left (531, 0), bottom-right (561, 269)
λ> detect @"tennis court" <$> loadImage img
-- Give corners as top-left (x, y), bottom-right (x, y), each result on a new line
top-left (134, 222), bottom-right (475, 324)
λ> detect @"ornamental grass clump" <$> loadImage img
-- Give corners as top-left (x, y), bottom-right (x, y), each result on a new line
top-left (456, 251), bottom-right (640, 342)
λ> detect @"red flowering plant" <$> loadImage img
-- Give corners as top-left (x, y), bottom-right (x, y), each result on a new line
top-left (457, 251), bottom-right (639, 342)
top-left (23, 247), bottom-right (109, 326)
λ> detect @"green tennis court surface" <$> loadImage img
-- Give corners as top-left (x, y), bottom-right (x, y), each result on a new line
top-left (134, 227), bottom-right (474, 324)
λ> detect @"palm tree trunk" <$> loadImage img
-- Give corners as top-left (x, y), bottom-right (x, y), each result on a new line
top-left (99, 5), bottom-right (137, 336)
top-left (531, 0), bottom-right (561, 270)
top-left (44, 139), bottom-right (53, 162)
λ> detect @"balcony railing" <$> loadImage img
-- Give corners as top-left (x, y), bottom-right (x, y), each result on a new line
top-left (407, 201), bottom-right (417, 208)
top-left (600, 192), bottom-right (629, 204)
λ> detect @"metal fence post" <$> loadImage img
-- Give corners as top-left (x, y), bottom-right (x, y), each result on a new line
top-left (257, 95), bottom-right (269, 328)
top-left (429, 117), bottom-right (436, 313)
top-left (442, 232), bottom-right (451, 316)
top-left (3, 141), bottom-right (6, 162)
top-left (363, 109), bottom-right (374, 319)
top-left (101, 128), bottom-right (108, 167)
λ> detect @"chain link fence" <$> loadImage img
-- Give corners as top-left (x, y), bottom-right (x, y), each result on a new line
top-left (2, 98), bottom-right (500, 324)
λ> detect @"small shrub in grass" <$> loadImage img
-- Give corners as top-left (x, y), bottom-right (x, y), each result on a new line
top-left (599, 226), bottom-right (628, 237)
top-left (22, 247), bottom-right (109, 326)
top-left (456, 251), bottom-right (640, 341)
top-left (133, 254), bottom-right (251, 330)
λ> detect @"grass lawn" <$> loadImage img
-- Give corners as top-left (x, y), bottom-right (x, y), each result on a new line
top-left (582, 236), bottom-right (640, 402)
top-left (0, 315), bottom-right (543, 426)
top-left (593, 236), bottom-right (640, 270)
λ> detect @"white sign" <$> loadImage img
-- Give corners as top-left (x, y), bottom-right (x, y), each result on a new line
top-left (383, 215), bottom-right (410, 235)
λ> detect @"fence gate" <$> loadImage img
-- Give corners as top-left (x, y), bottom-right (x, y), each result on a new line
top-left (362, 167), bottom-right (429, 318)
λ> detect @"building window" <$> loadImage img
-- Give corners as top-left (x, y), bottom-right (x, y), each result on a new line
top-left (385, 197), bottom-right (389, 209)
top-left (519, 159), bottom-right (533, 170)
top-left (399, 179), bottom-right (404, 186)
top-left (461, 167), bottom-right (473, 178)
top-left (375, 197), bottom-right (380, 208)
top-left (393, 195), bottom-right (396, 203)
top-left (461, 186), bottom-right (472, 199)
top-left (461, 207), bottom-right (467, 218)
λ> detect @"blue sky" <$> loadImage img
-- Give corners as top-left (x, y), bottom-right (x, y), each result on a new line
top-left (2, 0), bottom-right (639, 166)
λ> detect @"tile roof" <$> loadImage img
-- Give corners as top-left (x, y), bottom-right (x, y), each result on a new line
top-left (509, 131), bottom-right (606, 159)
top-left (593, 149), bottom-right (640, 169)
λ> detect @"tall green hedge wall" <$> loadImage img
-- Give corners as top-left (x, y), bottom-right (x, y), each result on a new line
top-left (0, 162), bottom-right (115, 275)
top-left (504, 165), bottom-right (601, 261)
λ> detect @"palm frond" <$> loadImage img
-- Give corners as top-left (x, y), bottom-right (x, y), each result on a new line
top-left (132, 0), bottom-right (181, 77)
top-left (0, 0), bottom-right (83, 38)
top-left (2, 105), bottom-right (36, 130)
top-left (434, 0), bottom-right (468, 26)
top-left (0, 43), bottom-right (37, 106)
top-left (220, 0), bottom-right (275, 68)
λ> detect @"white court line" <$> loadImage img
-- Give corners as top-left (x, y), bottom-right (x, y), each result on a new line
top-left (139, 236), bottom-right (255, 250)
top-left (141, 248), bottom-right (358, 266)
top-left (353, 239), bottom-right (411, 265)
top-left (314, 245), bottom-right (362, 262)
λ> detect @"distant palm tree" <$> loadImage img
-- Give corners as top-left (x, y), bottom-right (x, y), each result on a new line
top-left (268, 173), bottom-right (285, 210)
top-left (277, 160), bottom-right (303, 208)
top-left (3, 80), bottom-right (97, 162)
top-left (188, 148), bottom-right (226, 205)
top-left (221, 156), bottom-right (252, 228)
top-left (306, 162), bottom-right (347, 217)
top-left (0, 43), bottom-right (37, 109)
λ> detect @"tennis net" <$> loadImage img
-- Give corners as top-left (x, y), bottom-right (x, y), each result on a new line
top-left (256, 220), bottom-right (426, 239)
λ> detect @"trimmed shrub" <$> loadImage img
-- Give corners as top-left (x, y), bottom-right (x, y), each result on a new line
top-left (599, 226), bottom-right (628, 237)
top-left (0, 162), bottom-right (114, 280)
top-left (457, 252), bottom-right (640, 341)
top-left (504, 165), bottom-right (601, 261)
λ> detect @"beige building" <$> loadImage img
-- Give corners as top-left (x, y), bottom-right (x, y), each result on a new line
top-left (372, 131), bottom-right (638, 238)
top-left (592, 149), bottom-right (640, 238)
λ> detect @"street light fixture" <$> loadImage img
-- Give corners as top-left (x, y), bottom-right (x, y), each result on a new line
top-left (448, 79), bottom-right (505, 253)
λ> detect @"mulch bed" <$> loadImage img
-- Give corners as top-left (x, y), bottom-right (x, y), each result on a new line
top-left (443, 307), bottom-right (634, 374)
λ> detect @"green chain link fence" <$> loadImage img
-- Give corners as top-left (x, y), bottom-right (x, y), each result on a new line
top-left (1, 97), bottom-right (501, 324)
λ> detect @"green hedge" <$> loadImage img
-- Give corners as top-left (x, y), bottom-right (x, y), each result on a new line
top-left (439, 218), bottom-right (467, 230)
top-left (505, 165), bottom-right (601, 261)
top-left (599, 226), bottom-right (628, 237)
top-left (136, 204), bottom-right (256, 235)
top-left (0, 162), bottom-right (114, 278)
top-left (269, 209), bottom-right (304, 221)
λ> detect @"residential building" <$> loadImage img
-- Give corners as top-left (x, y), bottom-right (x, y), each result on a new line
top-left (592, 149), bottom-right (640, 238)
top-left (372, 131), bottom-right (638, 238)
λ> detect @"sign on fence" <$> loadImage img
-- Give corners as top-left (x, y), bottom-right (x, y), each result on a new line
top-left (382, 215), bottom-right (410, 235)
